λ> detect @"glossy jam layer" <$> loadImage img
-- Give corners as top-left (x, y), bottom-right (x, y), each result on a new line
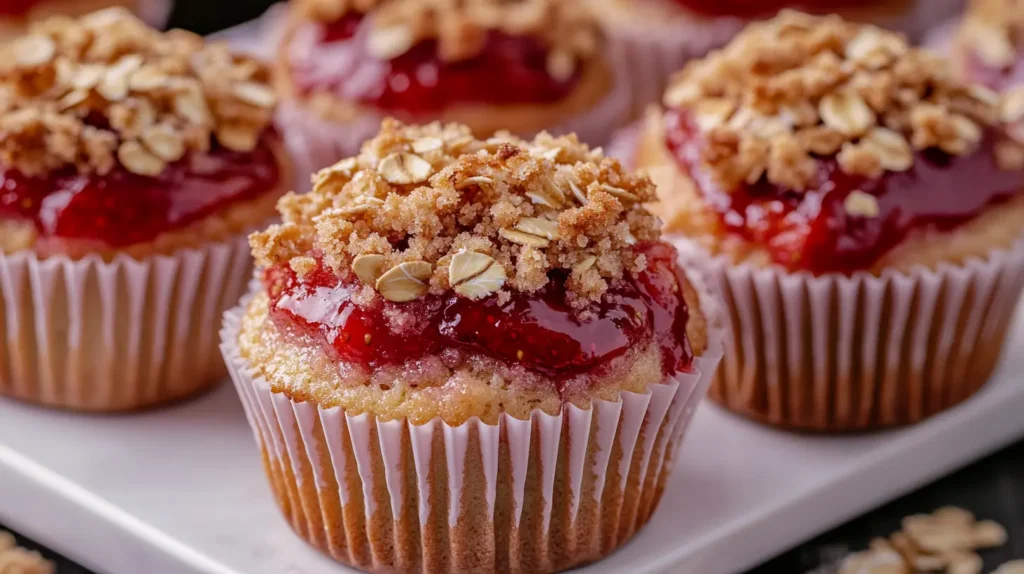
top-left (265, 243), bottom-right (693, 386)
top-left (664, 109), bottom-right (1023, 274)
top-left (0, 137), bottom-right (281, 248)
top-left (668, 0), bottom-right (876, 18)
top-left (0, 0), bottom-right (44, 16)
top-left (289, 14), bottom-right (580, 113)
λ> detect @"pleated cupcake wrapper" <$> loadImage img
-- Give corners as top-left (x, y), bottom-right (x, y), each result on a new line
top-left (605, 15), bottom-right (741, 120)
top-left (671, 236), bottom-right (1024, 432)
top-left (220, 303), bottom-right (720, 574)
top-left (0, 236), bottom-right (253, 411)
top-left (277, 52), bottom-right (632, 191)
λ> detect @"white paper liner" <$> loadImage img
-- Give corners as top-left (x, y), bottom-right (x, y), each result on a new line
top-left (0, 236), bottom-right (252, 411)
top-left (671, 236), bottom-right (1024, 432)
top-left (220, 300), bottom-right (721, 573)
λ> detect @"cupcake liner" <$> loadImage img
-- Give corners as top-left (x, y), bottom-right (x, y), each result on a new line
top-left (0, 236), bottom-right (253, 411)
top-left (671, 237), bottom-right (1024, 432)
top-left (603, 15), bottom-right (742, 120)
top-left (220, 300), bottom-right (721, 573)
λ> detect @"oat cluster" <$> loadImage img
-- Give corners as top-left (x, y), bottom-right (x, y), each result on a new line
top-left (836, 506), bottom-right (1014, 574)
top-left (958, 0), bottom-right (1024, 70)
top-left (663, 11), bottom-right (1016, 193)
top-left (0, 531), bottom-right (53, 574)
top-left (251, 119), bottom-right (659, 307)
top-left (0, 8), bottom-right (277, 177)
top-left (296, 0), bottom-right (599, 81)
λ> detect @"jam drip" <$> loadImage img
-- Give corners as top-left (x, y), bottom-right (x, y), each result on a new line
top-left (667, 0), bottom-right (876, 18)
top-left (265, 243), bottom-right (693, 387)
top-left (664, 109), bottom-right (1024, 274)
top-left (0, 136), bottom-right (281, 248)
top-left (289, 14), bottom-right (581, 114)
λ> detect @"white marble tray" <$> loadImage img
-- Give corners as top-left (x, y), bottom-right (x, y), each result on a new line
top-left (2, 303), bottom-right (1024, 574)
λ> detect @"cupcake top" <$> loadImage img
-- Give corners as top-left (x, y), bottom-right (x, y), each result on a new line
top-left (252, 118), bottom-right (658, 308)
top-left (246, 120), bottom-right (704, 422)
top-left (650, 11), bottom-right (1024, 274)
top-left (280, 0), bottom-right (610, 130)
top-left (957, 0), bottom-right (1024, 90)
top-left (0, 8), bottom-right (285, 256)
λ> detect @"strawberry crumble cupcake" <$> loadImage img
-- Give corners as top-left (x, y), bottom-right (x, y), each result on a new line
top-left (592, 0), bottom-right (966, 119)
top-left (274, 0), bottom-right (629, 183)
top-left (221, 120), bottom-right (720, 573)
top-left (635, 11), bottom-right (1024, 432)
top-left (0, 9), bottom-right (290, 411)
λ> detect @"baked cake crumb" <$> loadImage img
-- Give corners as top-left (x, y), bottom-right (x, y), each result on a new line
top-left (251, 119), bottom-right (660, 307)
top-left (663, 10), bottom-right (1016, 192)
top-left (295, 0), bottom-right (599, 75)
top-left (0, 8), bottom-right (276, 177)
top-left (0, 531), bottom-right (54, 574)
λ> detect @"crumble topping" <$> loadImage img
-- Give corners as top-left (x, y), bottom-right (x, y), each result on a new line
top-left (663, 10), bottom-right (1016, 192)
top-left (958, 0), bottom-right (1024, 70)
top-left (294, 0), bottom-right (600, 80)
top-left (0, 8), bottom-right (276, 178)
top-left (251, 119), bottom-right (659, 307)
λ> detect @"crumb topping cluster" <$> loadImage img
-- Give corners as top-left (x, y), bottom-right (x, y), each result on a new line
top-left (251, 119), bottom-right (659, 307)
top-left (958, 0), bottom-right (1024, 70)
top-left (0, 8), bottom-right (277, 178)
top-left (663, 10), bottom-right (1017, 193)
top-left (296, 0), bottom-right (600, 81)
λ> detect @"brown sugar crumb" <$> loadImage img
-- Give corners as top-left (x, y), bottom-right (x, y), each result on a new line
top-left (0, 531), bottom-right (54, 574)
top-left (957, 0), bottom-right (1024, 70)
top-left (0, 8), bottom-right (276, 178)
top-left (294, 0), bottom-right (600, 76)
top-left (663, 10), bottom-right (1014, 192)
top-left (251, 119), bottom-right (660, 307)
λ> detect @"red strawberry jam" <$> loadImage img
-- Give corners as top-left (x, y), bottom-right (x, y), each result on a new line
top-left (0, 137), bottom-right (281, 249)
top-left (264, 243), bottom-right (693, 387)
top-left (288, 14), bottom-right (581, 114)
top-left (668, 0), bottom-right (875, 18)
top-left (663, 109), bottom-right (1024, 274)
top-left (0, 0), bottom-right (44, 16)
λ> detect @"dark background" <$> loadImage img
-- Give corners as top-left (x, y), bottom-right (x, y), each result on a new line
top-left (2, 2), bottom-right (1022, 573)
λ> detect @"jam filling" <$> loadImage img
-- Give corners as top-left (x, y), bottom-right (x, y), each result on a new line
top-left (667, 0), bottom-right (877, 18)
top-left (0, 136), bottom-right (281, 248)
top-left (289, 14), bottom-right (581, 114)
top-left (664, 109), bottom-right (1023, 274)
top-left (264, 243), bottom-right (693, 387)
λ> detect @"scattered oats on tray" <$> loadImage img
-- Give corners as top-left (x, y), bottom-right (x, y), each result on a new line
top-left (832, 507), bottom-right (1017, 574)
top-left (0, 531), bottom-right (54, 574)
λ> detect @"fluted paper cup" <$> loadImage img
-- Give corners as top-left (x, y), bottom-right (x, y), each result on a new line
top-left (0, 236), bottom-right (253, 411)
top-left (220, 300), bottom-right (721, 573)
top-left (672, 237), bottom-right (1024, 432)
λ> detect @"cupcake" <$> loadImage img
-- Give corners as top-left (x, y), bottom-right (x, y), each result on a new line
top-left (634, 11), bottom-right (1024, 432)
top-left (221, 119), bottom-right (720, 573)
top-left (0, 9), bottom-right (290, 411)
top-left (0, 0), bottom-right (169, 40)
top-left (594, 0), bottom-right (966, 120)
top-left (273, 0), bottom-right (629, 182)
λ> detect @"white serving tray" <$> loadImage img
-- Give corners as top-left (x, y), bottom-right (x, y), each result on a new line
top-left (2, 303), bottom-right (1024, 574)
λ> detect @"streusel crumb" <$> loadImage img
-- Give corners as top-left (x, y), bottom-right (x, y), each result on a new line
top-left (251, 119), bottom-right (660, 307)
top-left (0, 7), bottom-right (276, 177)
top-left (295, 0), bottom-right (599, 76)
top-left (664, 10), bottom-right (1017, 192)
top-left (957, 0), bottom-right (1024, 70)
top-left (0, 531), bottom-right (54, 574)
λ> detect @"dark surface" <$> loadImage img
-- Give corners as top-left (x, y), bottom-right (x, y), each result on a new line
top-left (4, 438), bottom-right (1021, 574)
